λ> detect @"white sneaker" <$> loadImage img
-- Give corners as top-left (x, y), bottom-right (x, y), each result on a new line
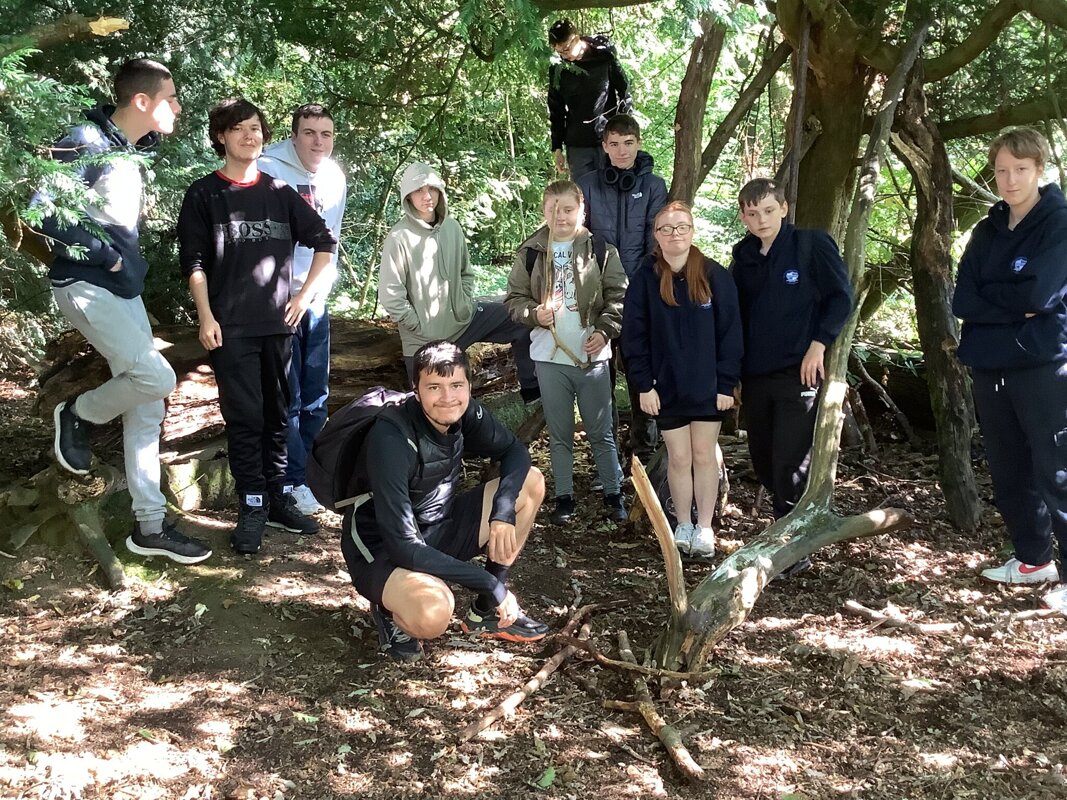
top-left (673, 522), bottom-right (694, 555)
top-left (980, 557), bottom-right (1059, 584)
top-left (1044, 584), bottom-right (1067, 615)
top-left (291, 484), bottom-right (325, 515)
top-left (690, 526), bottom-right (716, 558)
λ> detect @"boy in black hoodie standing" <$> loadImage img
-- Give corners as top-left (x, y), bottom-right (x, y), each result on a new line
top-left (178, 98), bottom-right (337, 555)
top-left (730, 178), bottom-right (853, 538)
top-left (953, 128), bottom-right (1067, 602)
top-left (40, 58), bottom-right (211, 565)
top-left (548, 18), bottom-right (632, 181)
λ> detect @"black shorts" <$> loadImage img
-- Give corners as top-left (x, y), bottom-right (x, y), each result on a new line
top-left (656, 413), bottom-right (723, 431)
top-left (341, 483), bottom-right (488, 606)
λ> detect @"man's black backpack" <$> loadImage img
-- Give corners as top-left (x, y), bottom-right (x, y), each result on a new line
top-left (525, 234), bottom-right (607, 275)
top-left (307, 386), bottom-right (416, 512)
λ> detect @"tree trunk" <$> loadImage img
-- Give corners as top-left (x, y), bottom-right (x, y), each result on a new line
top-left (669, 13), bottom-right (726, 203)
top-left (652, 22), bottom-right (928, 673)
top-left (891, 71), bottom-right (981, 532)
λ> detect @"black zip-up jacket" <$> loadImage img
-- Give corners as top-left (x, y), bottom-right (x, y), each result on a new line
top-left (35, 106), bottom-right (160, 299)
top-left (548, 36), bottom-right (633, 151)
top-left (177, 171), bottom-right (337, 338)
top-left (730, 223), bottom-right (853, 377)
top-left (953, 184), bottom-right (1067, 370)
top-left (622, 255), bottom-right (743, 416)
top-left (349, 396), bottom-right (531, 605)
top-left (578, 151), bottom-right (668, 276)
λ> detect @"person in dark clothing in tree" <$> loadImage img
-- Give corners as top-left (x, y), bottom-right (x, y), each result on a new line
top-left (548, 18), bottom-right (632, 182)
top-left (37, 57), bottom-right (211, 565)
top-left (578, 114), bottom-right (667, 461)
top-left (340, 341), bottom-right (550, 662)
top-left (730, 178), bottom-right (853, 574)
top-left (178, 98), bottom-right (337, 555)
top-left (952, 128), bottom-right (1067, 612)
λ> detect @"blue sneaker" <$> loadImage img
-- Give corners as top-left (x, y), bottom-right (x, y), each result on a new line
top-left (371, 604), bottom-right (423, 662)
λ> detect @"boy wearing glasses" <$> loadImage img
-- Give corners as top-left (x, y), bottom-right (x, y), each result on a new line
top-left (547, 18), bottom-right (632, 181)
top-left (729, 178), bottom-right (852, 542)
top-left (578, 114), bottom-right (666, 462)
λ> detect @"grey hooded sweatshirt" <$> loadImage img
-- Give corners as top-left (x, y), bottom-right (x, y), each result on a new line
top-left (377, 162), bottom-right (475, 356)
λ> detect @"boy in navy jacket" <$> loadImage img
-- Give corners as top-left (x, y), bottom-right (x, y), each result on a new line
top-left (730, 178), bottom-right (853, 527)
top-left (578, 114), bottom-right (667, 462)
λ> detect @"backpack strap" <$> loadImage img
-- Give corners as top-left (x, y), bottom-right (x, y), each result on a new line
top-left (591, 234), bottom-right (606, 273)
top-left (525, 246), bottom-right (538, 275)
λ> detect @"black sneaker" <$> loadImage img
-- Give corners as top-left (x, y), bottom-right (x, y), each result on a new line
top-left (267, 490), bottom-right (320, 535)
top-left (53, 398), bottom-right (92, 475)
top-left (461, 605), bottom-right (549, 642)
top-left (603, 492), bottom-right (628, 522)
top-left (772, 557), bottom-right (812, 583)
top-left (550, 495), bottom-right (574, 525)
top-left (126, 520), bottom-right (212, 564)
top-left (232, 494), bottom-right (268, 554)
top-left (370, 603), bottom-right (423, 661)
top-left (520, 386), bottom-right (541, 405)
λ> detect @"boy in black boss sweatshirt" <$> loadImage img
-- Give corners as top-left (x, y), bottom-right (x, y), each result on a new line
top-left (730, 178), bottom-right (853, 531)
top-left (178, 98), bottom-right (337, 554)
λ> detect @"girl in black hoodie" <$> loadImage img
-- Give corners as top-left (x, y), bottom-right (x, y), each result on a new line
top-left (952, 127), bottom-right (1067, 602)
top-left (622, 202), bottom-right (743, 558)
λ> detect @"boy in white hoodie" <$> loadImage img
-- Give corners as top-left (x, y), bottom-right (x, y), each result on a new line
top-left (259, 104), bottom-right (347, 514)
top-left (378, 162), bottom-right (539, 401)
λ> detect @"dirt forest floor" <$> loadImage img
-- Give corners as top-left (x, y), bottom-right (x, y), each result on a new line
top-left (2, 376), bottom-right (1067, 800)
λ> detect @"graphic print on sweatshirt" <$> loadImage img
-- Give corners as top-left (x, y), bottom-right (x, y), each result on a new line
top-left (215, 219), bottom-right (293, 245)
top-left (296, 184), bottom-right (323, 216)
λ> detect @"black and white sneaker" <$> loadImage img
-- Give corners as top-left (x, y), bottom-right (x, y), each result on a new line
top-left (232, 494), bottom-right (268, 554)
top-left (126, 520), bottom-right (212, 565)
top-left (53, 398), bottom-right (92, 475)
top-left (370, 603), bottom-right (423, 661)
top-left (267, 490), bottom-right (320, 535)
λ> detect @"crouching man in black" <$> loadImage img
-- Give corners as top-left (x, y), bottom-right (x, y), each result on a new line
top-left (341, 340), bottom-right (549, 661)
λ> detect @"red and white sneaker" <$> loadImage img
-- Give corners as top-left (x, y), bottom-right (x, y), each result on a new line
top-left (980, 557), bottom-right (1059, 585)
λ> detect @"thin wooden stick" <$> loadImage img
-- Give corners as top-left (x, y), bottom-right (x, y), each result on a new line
top-left (556, 635), bottom-right (714, 682)
top-left (458, 623), bottom-right (591, 742)
top-left (629, 457), bottom-right (688, 622)
top-left (616, 631), bottom-right (705, 782)
top-left (842, 600), bottom-right (956, 635)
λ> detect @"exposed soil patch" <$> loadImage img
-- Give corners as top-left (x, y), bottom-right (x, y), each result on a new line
top-left (1, 377), bottom-right (1066, 799)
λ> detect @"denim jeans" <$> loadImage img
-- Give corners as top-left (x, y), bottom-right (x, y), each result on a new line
top-left (285, 305), bottom-right (331, 485)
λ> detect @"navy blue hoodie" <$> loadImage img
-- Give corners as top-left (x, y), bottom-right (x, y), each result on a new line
top-left (953, 184), bottom-right (1067, 370)
top-left (578, 151), bottom-right (668, 276)
top-left (621, 255), bottom-right (743, 417)
top-left (35, 106), bottom-right (159, 299)
top-left (730, 223), bottom-right (853, 377)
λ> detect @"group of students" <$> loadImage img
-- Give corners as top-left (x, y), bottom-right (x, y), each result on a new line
top-left (33, 37), bottom-right (1067, 657)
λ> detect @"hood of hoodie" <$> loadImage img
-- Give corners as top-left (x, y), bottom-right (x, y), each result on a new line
top-left (987, 183), bottom-right (1067, 234)
top-left (84, 105), bottom-right (161, 151)
top-left (399, 161), bottom-right (449, 227)
top-left (573, 35), bottom-right (617, 66)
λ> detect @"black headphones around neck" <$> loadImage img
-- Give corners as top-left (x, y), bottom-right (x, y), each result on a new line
top-left (603, 166), bottom-right (636, 192)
